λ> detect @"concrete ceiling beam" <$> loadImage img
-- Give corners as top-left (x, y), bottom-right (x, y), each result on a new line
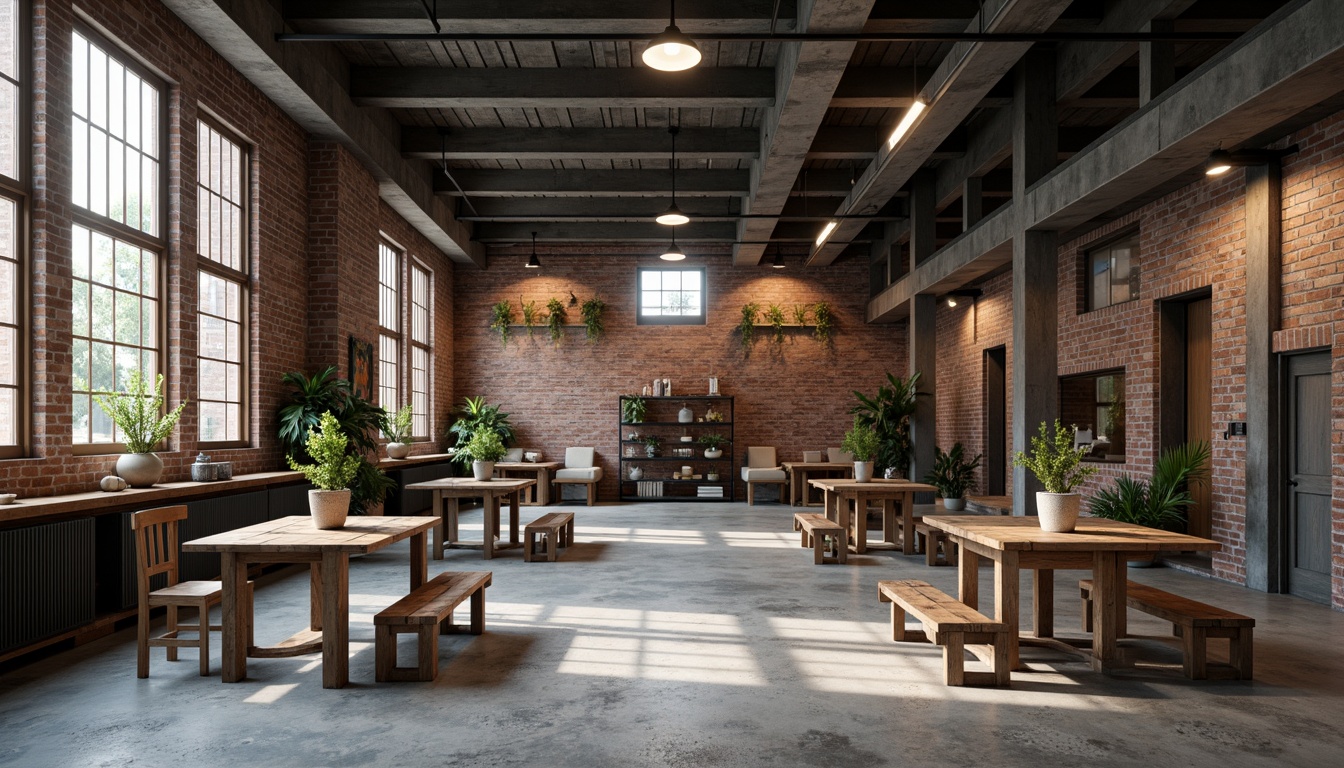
top-left (1055, 0), bottom-right (1196, 102)
top-left (403, 127), bottom-right (760, 161)
top-left (434, 169), bottom-right (752, 197)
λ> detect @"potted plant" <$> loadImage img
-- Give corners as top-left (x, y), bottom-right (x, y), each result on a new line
top-left (851, 371), bottom-right (921, 479)
top-left (580, 297), bottom-right (606, 342)
top-left (813, 301), bottom-right (833, 345)
top-left (1013, 419), bottom-right (1099, 532)
top-left (93, 371), bottom-right (188, 487)
top-left (546, 297), bottom-right (566, 345)
top-left (384, 404), bottom-right (414, 459)
top-left (490, 299), bottom-right (514, 347)
top-left (698, 432), bottom-right (728, 459)
top-left (447, 396), bottom-right (515, 469)
top-left (925, 442), bottom-right (983, 511)
top-left (464, 428), bottom-right (507, 481)
top-left (622, 396), bottom-right (647, 424)
top-left (1090, 441), bottom-right (1210, 564)
top-left (738, 303), bottom-right (760, 352)
top-left (841, 418), bottom-right (880, 483)
top-left (287, 411), bottom-right (362, 529)
top-left (643, 435), bottom-right (662, 458)
top-left (765, 303), bottom-right (787, 346)
top-left (520, 299), bottom-right (538, 337)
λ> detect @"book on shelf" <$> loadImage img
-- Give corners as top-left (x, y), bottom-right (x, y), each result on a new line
top-left (696, 486), bottom-right (725, 497)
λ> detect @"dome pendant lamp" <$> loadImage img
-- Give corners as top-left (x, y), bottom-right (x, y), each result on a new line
top-left (660, 230), bottom-right (687, 261)
top-left (656, 125), bottom-right (690, 226)
top-left (525, 231), bottom-right (541, 268)
top-left (642, 0), bottom-right (701, 72)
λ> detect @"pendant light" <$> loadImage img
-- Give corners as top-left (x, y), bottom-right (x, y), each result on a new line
top-left (660, 230), bottom-right (686, 261)
top-left (657, 125), bottom-right (690, 226)
top-left (525, 231), bottom-right (541, 268)
top-left (642, 0), bottom-right (701, 72)
top-left (771, 249), bottom-right (785, 269)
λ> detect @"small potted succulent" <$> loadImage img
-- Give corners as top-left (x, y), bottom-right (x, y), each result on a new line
top-left (384, 404), bottom-right (414, 459)
top-left (1013, 419), bottom-right (1098, 532)
top-left (841, 418), bottom-right (880, 483)
top-left (643, 435), bottom-right (662, 458)
top-left (287, 411), bottom-right (362, 529)
top-left (93, 371), bottom-right (188, 488)
top-left (925, 442), bottom-right (982, 511)
top-left (465, 428), bottom-right (507, 481)
top-left (698, 433), bottom-right (728, 459)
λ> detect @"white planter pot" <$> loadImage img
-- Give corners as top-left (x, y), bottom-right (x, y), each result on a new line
top-left (943, 497), bottom-right (966, 511)
top-left (472, 460), bottom-right (495, 481)
top-left (386, 442), bottom-right (412, 459)
top-left (117, 452), bottom-right (164, 488)
top-left (853, 461), bottom-right (874, 483)
top-left (309, 489), bottom-right (351, 529)
top-left (704, 448), bottom-right (723, 459)
top-left (1036, 492), bottom-right (1081, 532)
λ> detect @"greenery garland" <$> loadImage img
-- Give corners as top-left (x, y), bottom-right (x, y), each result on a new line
top-left (580, 297), bottom-right (606, 342)
top-left (490, 300), bottom-right (514, 346)
top-left (738, 303), bottom-right (760, 352)
top-left (812, 301), bottom-right (833, 345)
top-left (546, 297), bottom-right (566, 345)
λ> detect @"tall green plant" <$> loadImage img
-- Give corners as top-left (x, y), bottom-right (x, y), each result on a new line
top-left (850, 371), bottom-right (921, 475)
top-left (287, 411), bottom-right (362, 491)
top-left (925, 443), bottom-right (983, 500)
top-left (1013, 419), bottom-right (1098, 494)
top-left (1089, 441), bottom-right (1210, 530)
top-left (92, 371), bottom-right (187, 453)
top-left (447, 396), bottom-right (515, 467)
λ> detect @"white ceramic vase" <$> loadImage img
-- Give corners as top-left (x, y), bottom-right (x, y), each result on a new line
top-left (117, 452), bottom-right (164, 488)
top-left (1036, 492), bottom-right (1081, 532)
top-left (854, 461), bottom-right (874, 483)
top-left (309, 489), bottom-right (350, 529)
top-left (386, 442), bottom-right (412, 459)
top-left (472, 460), bottom-right (495, 481)
top-left (943, 497), bottom-right (967, 511)
top-left (704, 448), bottom-right (722, 459)
top-left (629, 466), bottom-right (643, 481)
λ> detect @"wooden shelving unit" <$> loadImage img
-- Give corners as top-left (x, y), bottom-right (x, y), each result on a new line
top-left (618, 395), bottom-right (735, 502)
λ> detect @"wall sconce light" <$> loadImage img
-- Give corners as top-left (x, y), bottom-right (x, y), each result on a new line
top-left (944, 288), bottom-right (982, 308)
top-left (1205, 144), bottom-right (1300, 176)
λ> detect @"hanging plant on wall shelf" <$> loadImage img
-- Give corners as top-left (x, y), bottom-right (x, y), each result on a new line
top-left (520, 299), bottom-right (538, 337)
top-left (491, 300), bottom-right (514, 347)
top-left (813, 301), bottom-right (834, 345)
top-left (546, 297), bottom-right (566, 345)
top-left (765, 303), bottom-right (787, 345)
top-left (792, 304), bottom-right (810, 326)
top-left (738, 302), bottom-right (760, 352)
top-left (580, 297), bottom-right (606, 342)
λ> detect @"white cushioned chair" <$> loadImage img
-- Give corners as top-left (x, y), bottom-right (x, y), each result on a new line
top-left (741, 446), bottom-right (787, 505)
top-left (553, 447), bottom-right (602, 506)
top-left (827, 447), bottom-right (854, 463)
top-left (503, 448), bottom-right (525, 462)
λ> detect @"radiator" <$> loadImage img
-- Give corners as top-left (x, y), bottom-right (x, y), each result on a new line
top-left (268, 482), bottom-right (313, 521)
top-left (0, 519), bottom-right (97, 653)
top-left (391, 462), bottom-right (454, 516)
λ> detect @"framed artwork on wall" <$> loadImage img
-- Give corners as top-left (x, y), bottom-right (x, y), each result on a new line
top-left (349, 336), bottom-right (374, 402)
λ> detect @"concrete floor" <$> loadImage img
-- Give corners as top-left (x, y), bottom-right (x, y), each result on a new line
top-left (2, 501), bottom-right (1343, 767)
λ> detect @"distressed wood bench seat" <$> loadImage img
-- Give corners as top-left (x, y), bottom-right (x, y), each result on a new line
top-left (524, 511), bottom-right (575, 562)
top-left (1080, 579), bottom-right (1254, 680)
top-left (878, 579), bottom-right (1010, 686)
top-left (913, 519), bottom-right (957, 567)
top-left (551, 476), bottom-right (599, 506)
top-left (374, 571), bottom-right (491, 682)
top-left (793, 512), bottom-right (846, 564)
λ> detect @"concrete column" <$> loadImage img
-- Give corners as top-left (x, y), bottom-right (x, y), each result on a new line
top-left (1011, 230), bottom-right (1059, 516)
top-left (1012, 48), bottom-right (1057, 202)
top-left (1244, 162), bottom-right (1283, 592)
top-left (963, 176), bottom-right (983, 230)
top-left (909, 170), bottom-right (936, 273)
top-left (1139, 20), bottom-right (1176, 106)
top-left (909, 293), bottom-right (938, 482)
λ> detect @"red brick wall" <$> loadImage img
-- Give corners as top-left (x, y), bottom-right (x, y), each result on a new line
top-left (453, 250), bottom-right (908, 500)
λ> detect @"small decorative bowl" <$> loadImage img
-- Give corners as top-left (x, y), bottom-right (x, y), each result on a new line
top-left (0, 493), bottom-right (16, 505)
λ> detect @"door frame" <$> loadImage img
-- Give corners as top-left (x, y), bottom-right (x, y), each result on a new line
top-left (1277, 347), bottom-right (1332, 599)
top-left (984, 346), bottom-right (1007, 496)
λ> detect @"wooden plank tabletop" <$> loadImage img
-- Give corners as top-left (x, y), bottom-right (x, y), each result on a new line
top-left (781, 461), bottom-right (852, 470)
top-left (181, 515), bottom-right (439, 554)
top-left (493, 462), bottom-right (563, 470)
top-left (808, 478), bottom-right (938, 493)
top-left (404, 477), bottom-right (535, 492)
top-left (921, 516), bottom-right (1219, 552)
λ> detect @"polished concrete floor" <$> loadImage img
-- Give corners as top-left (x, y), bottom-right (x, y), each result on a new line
top-left (2, 501), bottom-right (1342, 767)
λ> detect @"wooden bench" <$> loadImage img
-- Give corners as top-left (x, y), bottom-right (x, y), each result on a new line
top-left (1080, 579), bottom-right (1254, 680)
top-left (912, 519), bottom-right (957, 567)
top-left (878, 579), bottom-right (1010, 686)
top-left (793, 512), bottom-right (846, 564)
top-left (524, 511), bottom-right (575, 562)
top-left (374, 571), bottom-right (492, 682)
top-left (552, 477), bottom-right (599, 506)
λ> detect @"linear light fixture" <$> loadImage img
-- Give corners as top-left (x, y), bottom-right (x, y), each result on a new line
top-left (887, 100), bottom-right (927, 149)
top-left (815, 221), bottom-right (838, 247)
top-left (642, 0), bottom-right (701, 72)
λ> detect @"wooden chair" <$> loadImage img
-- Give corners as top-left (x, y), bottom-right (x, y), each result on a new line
top-left (132, 505), bottom-right (252, 678)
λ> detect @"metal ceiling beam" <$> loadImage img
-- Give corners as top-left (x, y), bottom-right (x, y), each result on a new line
top-left (282, 31), bottom-right (1240, 43)
top-left (351, 67), bottom-right (775, 109)
top-left (403, 127), bottom-right (760, 161)
top-left (432, 169), bottom-right (753, 197)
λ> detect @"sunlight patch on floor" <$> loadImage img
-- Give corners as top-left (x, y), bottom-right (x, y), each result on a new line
top-left (574, 526), bottom-right (708, 545)
top-left (243, 683), bottom-right (298, 704)
top-left (718, 531), bottom-right (797, 549)
top-left (558, 633), bottom-right (766, 686)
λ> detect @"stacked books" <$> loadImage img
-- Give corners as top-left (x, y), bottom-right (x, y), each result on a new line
top-left (696, 486), bottom-right (725, 498)
top-left (636, 481), bottom-right (665, 498)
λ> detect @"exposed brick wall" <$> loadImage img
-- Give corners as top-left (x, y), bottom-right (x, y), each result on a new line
top-left (454, 251), bottom-right (908, 500)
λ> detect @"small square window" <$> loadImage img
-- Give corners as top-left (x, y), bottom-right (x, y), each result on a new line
top-left (1060, 370), bottom-right (1125, 462)
top-left (637, 267), bottom-right (705, 325)
top-left (1085, 233), bottom-right (1139, 311)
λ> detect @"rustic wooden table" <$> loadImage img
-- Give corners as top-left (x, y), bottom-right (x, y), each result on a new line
top-left (922, 516), bottom-right (1219, 671)
top-left (404, 477), bottom-right (535, 560)
top-left (781, 461), bottom-right (853, 506)
top-left (493, 461), bottom-right (564, 505)
top-left (182, 515), bottom-right (439, 689)
top-left (807, 478), bottom-right (937, 554)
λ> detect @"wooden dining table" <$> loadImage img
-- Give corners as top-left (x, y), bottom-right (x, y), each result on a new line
top-left (404, 477), bottom-right (534, 560)
top-left (922, 516), bottom-right (1219, 671)
top-left (182, 515), bottom-right (439, 689)
top-left (493, 461), bottom-right (564, 505)
top-left (781, 461), bottom-right (853, 506)
top-left (808, 478), bottom-right (937, 554)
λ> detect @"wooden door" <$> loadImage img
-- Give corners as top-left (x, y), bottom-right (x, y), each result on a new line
top-left (1184, 297), bottom-right (1212, 537)
top-left (1285, 352), bottom-right (1332, 604)
top-left (984, 347), bottom-right (1007, 495)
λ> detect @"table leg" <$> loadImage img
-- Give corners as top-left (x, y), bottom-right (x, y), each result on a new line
top-left (482, 496), bottom-right (498, 560)
top-left (320, 551), bottom-right (350, 689)
top-left (220, 552), bottom-right (247, 683)
top-left (1091, 551), bottom-right (1125, 671)
top-left (995, 549), bottom-right (1022, 670)
top-left (958, 545), bottom-right (980, 610)
top-left (1033, 569), bottom-right (1054, 638)
top-left (492, 493), bottom-right (502, 539)
top-left (901, 491), bottom-right (915, 555)
top-left (508, 491), bottom-right (520, 544)
top-left (432, 491), bottom-right (444, 560)
top-left (537, 471), bottom-right (551, 506)
top-left (447, 497), bottom-right (460, 544)
top-left (882, 498), bottom-right (898, 546)
top-left (309, 562), bottom-right (323, 631)
top-left (852, 496), bottom-right (867, 554)
top-left (410, 531), bottom-right (427, 591)
top-left (823, 488), bottom-right (836, 522)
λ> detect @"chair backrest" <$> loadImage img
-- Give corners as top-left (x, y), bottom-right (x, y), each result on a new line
top-left (565, 447), bottom-right (595, 468)
top-left (802, 450), bottom-right (823, 463)
top-left (503, 448), bottom-right (525, 462)
top-left (827, 447), bottom-right (853, 463)
top-left (131, 505), bottom-right (188, 596)
top-left (745, 446), bottom-right (777, 468)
